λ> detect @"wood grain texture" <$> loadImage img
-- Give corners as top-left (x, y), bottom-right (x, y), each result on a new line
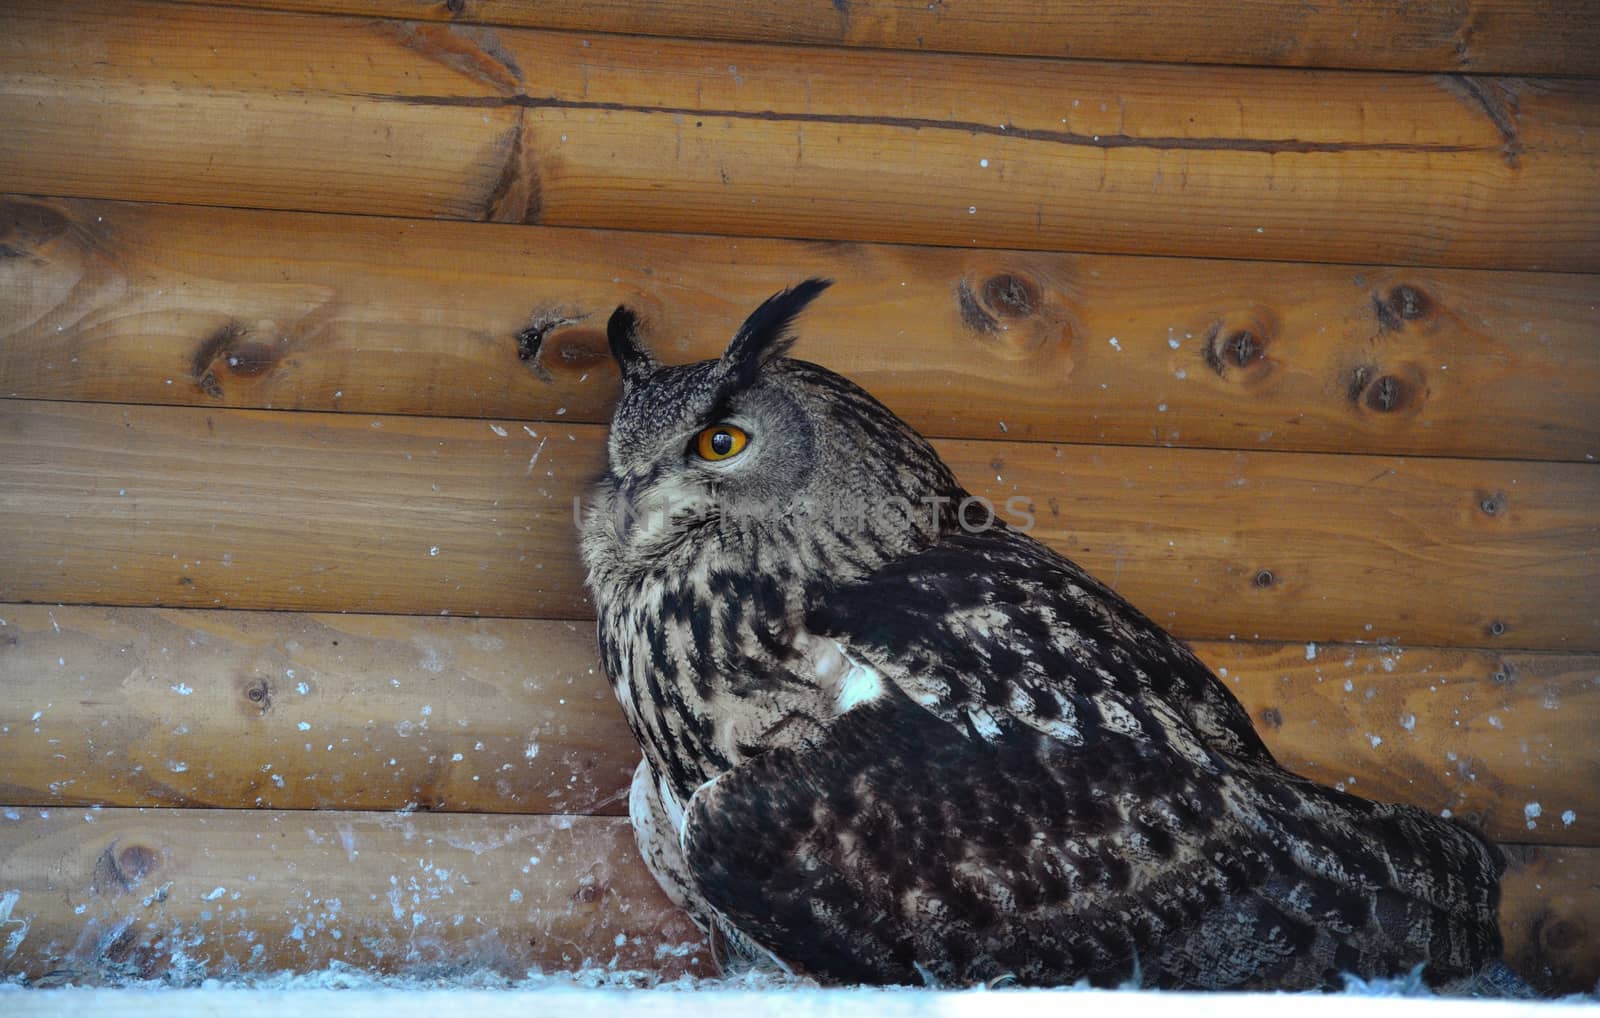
top-left (0, 809), bottom-right (710, 983)
top-left (166, 0), bottom-right (1600, 75)
top-left (1499, 845), bottom-right (1600, 995)
top-left (3, 3), bottom-right (1598, 269)
top-left (1, 605), bottom-right (1595, 846)
top-left (0, 809), bottom-right (1591, 992)
top-left (0, 607), bottom-right (633, 817)
top-left (4, 196), bottom-right (1597, 462)
top-left (2, 400), bottom-right (1594, 650)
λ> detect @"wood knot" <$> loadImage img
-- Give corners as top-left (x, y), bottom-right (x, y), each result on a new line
top-left (1199, 307), bottom-right (1279, 385)
top-left (243, 676), bottom-right (272, 713)
top-left (1365, 374), bottom-right (1409, 412)
top-left (515, 310), bottom-right (589, 382)
top-left (1374, 285), bottom-right (1436, 332)
top-left (982, 273), bottom-right (1040, 319)
top-left (1347, 363), bottom-right (1426, 416)
top-left (552, 329), bottom-right (609, 371)
top-left (0, 199), bottom-right (72, 259)
top-left (1257, 707), bottom-right (1283, 729)
top-left (1385, 285), bottom-right (1433, 322)
top-left (94, 840), bottom-right (160, 894)
top-left (1479, 492), bottom-right (1506, 517)
top-left (1539, 916), bottom-right (1583, 953)
top-left (955, 273), bottom-right (1075, 365)
top-left (570, 876), bottom-right (605, 911)
top-left (192, 322), bottom-right (283, 398)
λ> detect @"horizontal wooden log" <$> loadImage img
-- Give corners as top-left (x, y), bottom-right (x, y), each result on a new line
top-left (0, 809), bottom-right (1592, 992)
top-left (1, 605), bottom-right (1595, 846)
top-left (4, 3), bottom-right (1599, 270)
top-left (1, 401), bottom-right (1594, 650)
top-left (4, 197), bottom-right (1597, 463)
top-left (0, 809), bottom-right (709, 982)
top-left (0, 607), bottom-right (635, 817)
top-left (167, 0), bottom-right (1600, 75)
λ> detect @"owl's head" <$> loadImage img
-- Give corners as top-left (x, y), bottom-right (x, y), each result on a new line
top-left (584, 280), bottom-right (962, 575)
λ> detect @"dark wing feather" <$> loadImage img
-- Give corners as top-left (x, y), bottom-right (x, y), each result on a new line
top-left (806, 527), bottom-right (1275, 765)
top-left (682, 529), bottom-right (1505, 988)
top-left (685, 689), bottom-right (1502, 988)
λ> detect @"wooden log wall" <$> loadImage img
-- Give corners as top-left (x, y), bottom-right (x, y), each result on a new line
top-left (1, 0), bottom-right (1596, 995)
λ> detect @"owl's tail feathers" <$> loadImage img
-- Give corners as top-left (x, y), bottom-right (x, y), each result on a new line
top-left (1244, 775), bottom-right (1508, 987)
top-left (1440, 960), bottom-right (1536, 998)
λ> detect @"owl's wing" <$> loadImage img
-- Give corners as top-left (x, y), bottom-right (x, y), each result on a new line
top-left (682, 529), bottom-right (1502, 987)
top-left (804, 527), bottom-right (1275, 766)
top-left (682, 686), bottom-right (1502, 988)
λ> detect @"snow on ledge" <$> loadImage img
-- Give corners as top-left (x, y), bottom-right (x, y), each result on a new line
top-left (2, 987), bottom-right (1596, 1018)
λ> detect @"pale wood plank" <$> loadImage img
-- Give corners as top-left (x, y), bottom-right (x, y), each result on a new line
top-left (163, 0), bottom-right (1600, 75)
top-left (1198, 642), bottom-right (1600, 846)
top-left (1, 606), bottom-right (1595, 845)
top-left (2, 3), bottom-right (1598, 269)
top-left (0, 809), bottom-right (1591, 992)
top-left (0, 809), bottom-right (709, 982)
top-left (0, 607), bottom-right (633, 817)
top-left (3, 196), bottom-right (1596, 461)
top-left (1, 401), bottom-right (1593, 650)
top-left (1498, 844), bottom-right (1600, 995)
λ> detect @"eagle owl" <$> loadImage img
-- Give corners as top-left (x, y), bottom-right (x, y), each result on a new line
top-left (579, 280), bottom-right (1510, 991)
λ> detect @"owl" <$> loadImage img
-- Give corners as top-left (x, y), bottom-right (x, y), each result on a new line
top-left (579, 280), bottom-right (1514, 991)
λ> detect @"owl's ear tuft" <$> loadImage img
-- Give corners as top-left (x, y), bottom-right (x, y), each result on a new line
top-left (607, 305), bottom-right (658, 386)
top-left (721, 278), bottom-right (833, 386)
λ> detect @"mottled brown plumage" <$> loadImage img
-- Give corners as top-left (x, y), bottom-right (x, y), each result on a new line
top-left (578, 281), bottom-right (1511, 991)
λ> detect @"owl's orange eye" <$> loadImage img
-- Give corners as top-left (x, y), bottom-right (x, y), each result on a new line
top-left (694, 425), bottom-right (749, 461)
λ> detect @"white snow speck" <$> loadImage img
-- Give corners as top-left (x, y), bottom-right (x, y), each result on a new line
top-left (1168, 338), bottom-right (1180, 350)
top-left (202, 887), bottom-right (226, 901)
top-left (967, 206), bottom-right (977, 215)
top-left (509, 888), bottom-right (523, 903)
top-left (428, 546), bottom-right (440, 557)
top-left (296, 682), bottom-right (309, 695)
top-left (171, 682), bottom-right (193, 696)
top-left (1561, 809), bottom-right (1576, 827)
top-left (489, 424), bottom-right (508, 437)
top-left (1367, 734), bottom-right (1382, 749)
top-left (979, 158), bottom-right (989, 167)
top-left (297, 722), bottom-right (311, 731)
top-left (168, 761), bottom-right (189, 773)
top-left (1305, 643), bottom-right (1317, 661)
top-left (1399, 713), bottom-right (1416, 732)
top-left (1108, 337), bottom-right (1122, 352)
top-left (451, 753), bottom-right (464, 762)
top-left (1524, 801), bottom-right (1541, 829)
top-left (614, 933), bottom-right (628, 947)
